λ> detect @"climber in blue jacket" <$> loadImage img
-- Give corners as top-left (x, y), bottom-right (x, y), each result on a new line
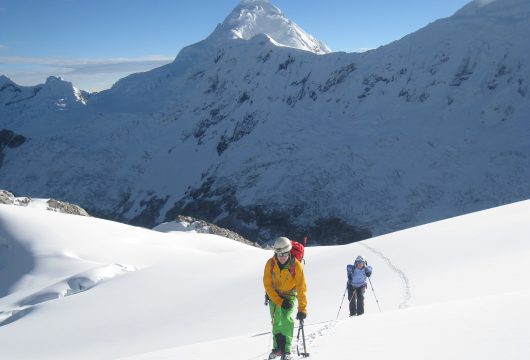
top-left (346, 255), bottom-right (373, 316)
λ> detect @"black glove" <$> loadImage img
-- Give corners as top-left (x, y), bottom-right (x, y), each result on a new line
top-left (296, 311), bottom-right (306, 320)
top-left (281, 299), bottom-right (292, 310)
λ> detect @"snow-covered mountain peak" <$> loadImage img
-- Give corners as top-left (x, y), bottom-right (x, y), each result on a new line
top-left (43, 76), bottom-right (72, 89)
top-left (455, 0), bottom-right (530, 18)
top-left (0, 75), bottom-right (88, 117)
top-left (40, 76), bottom-right (88, 106)
top-left (208, 0), bottom-right (331, 54)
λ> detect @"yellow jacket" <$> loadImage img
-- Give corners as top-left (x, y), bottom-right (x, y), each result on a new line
top-left (263, 256), bottom-right (307, 314)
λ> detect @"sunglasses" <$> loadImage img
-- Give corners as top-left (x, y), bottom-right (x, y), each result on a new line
top-left (277, 252), bottom-right (290, 258)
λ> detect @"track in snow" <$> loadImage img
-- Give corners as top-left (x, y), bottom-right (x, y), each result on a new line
top-left (361, 243), bottom-right (412, 309)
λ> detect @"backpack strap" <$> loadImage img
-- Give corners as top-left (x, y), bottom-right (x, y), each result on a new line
top-left (289, 256), bottom-right (296, 278)
top-left (270, 258), bottom-right (276, 289)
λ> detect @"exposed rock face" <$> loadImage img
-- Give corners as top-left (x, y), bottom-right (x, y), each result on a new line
top-left (172, 215), bottom-right (262, 248)
top-left (0, 190), bottom-right (89, 217)
top-left (0, 129), bottom-right (26, 148)
top-left (0, 190), bottom-right (15, 204)
top-left (0, 129), bottom-right (27, 168)
top-left (166, 191), bottom-right (372, 246)
top-left (0, 190), bottom-right (30, 206)
top-left (46, 198), bottom-right (90, 217)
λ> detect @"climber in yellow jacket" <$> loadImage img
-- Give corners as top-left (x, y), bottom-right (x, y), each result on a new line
top-left (263, 237), bottom-right (307, 360)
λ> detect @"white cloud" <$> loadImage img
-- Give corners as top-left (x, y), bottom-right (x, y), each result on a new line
top-left (0, 55), bottom-right (174, 91)
top-left (0, 55), bottom-right (173, 70)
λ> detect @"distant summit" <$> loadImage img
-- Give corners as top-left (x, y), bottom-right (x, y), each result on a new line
top-left (208, 0), bottom-right (331, 54)
top-left (41, 76), bottom-right (88, 105)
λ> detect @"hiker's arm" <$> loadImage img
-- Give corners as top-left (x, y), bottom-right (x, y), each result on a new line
top-left (295, 261), bottom-right (307, 314)
top-left (365, 265), bottom-right (373, 277)
top-left (263, 259), bottom-right (283, 306)
top-left (346, 264), bottom-right (353, 285)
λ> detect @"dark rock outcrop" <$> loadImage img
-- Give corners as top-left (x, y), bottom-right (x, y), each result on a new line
top-left (168, 215), bottom-right (262, 248)
top-left (0, 190), bottom-right (89, 217)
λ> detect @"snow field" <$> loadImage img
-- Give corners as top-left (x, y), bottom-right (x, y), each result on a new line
top-left (1, 199), bottom-right (530, 359)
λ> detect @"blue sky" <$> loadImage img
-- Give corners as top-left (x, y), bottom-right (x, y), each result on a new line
top-left (0, 0), bottom-right (471, 92)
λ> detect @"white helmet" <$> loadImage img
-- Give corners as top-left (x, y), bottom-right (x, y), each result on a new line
top-left (273, 237), bottom-right (292, 254)
top-left (355, 255), bottom-right (367, 264)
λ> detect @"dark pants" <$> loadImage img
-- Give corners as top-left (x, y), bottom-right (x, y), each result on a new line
top-left (347, 284), bottom-right (366, 316)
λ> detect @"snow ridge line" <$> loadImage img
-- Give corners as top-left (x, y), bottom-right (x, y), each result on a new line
top-left (360, 243), bottom-right (412, 309)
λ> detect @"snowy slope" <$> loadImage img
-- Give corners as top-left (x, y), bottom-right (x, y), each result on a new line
top-left (1, 198), bottom-right (529, 359)
top-left (1, 0), bottom-right (530, 244)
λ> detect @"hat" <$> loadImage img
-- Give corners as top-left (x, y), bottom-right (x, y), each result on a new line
top-left (273, 237), bottom-right (292, 254)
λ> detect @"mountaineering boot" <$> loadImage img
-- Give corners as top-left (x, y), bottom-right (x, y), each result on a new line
top-left (275, 333), bottom-right (287, 354)
top-left (268, 349), bottom-right (281, 359)
top-left (282, 353), bottom-right (292, 360)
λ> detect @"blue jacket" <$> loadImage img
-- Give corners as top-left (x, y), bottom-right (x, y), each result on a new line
top-left (347, 264), bottom-right (372, 288)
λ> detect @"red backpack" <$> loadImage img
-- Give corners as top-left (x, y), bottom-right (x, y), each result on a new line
top-left (290, 240), bottom-right (305, 262)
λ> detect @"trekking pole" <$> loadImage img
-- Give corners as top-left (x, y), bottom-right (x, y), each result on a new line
top-left (368, 277), bottom-right (382, 312)
top-left (296, 322), bottom-right (302, 356)
top-left (336, 286), bottom-right (347, 320)
top-left (296, 319), bottom-right (310, 357)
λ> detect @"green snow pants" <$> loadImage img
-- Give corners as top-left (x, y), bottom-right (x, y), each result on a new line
top-left (269, 295), bottom-right (296, 353)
